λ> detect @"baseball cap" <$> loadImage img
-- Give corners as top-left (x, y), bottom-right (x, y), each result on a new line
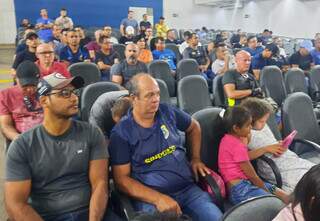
top-left (37, 72), bottom-right (84, 97)
top-left (126, 26), bottom-right (135, 35)
top-left (16, 61), bottom-right (40, 86)
top-left (300, 40), bottom-right (314, 52)
top-left (25, 32), bottom-right (38, 40)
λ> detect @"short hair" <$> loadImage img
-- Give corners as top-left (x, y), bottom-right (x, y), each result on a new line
top-left (223, 106), bottom-right (251, 133)
top-left (132, 212), bottom-right (192, 221)
top-left (167, 29), bottom-right (174, 35)
top-left (240, 97), bottom-right (273, 124)
top-left (128, 10), bottom-right (134, 14)
top-left (126, 73), bottom-right (152, 96)
top-left (111, 96), bottom-right (132, 122)
top-left (99, 35), bottom-right (110, 44)
top-left (61, 8), bottom-right (67, 11)
top-left (155, 36), bottom-right (165, 44)
top-left (143, 14), bottom-right (147, 17)
top-left (247, 35), bottom-right (257, 42)
top-left (183, 31), bottom-right (192, 38)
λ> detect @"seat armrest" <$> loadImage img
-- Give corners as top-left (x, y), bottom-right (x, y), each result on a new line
top-left (292, 138), bottom-right (320, 153)
top-left (256, 155), bottom-right (283, 188)
top-left (110, 190), bottom-right (135, 221)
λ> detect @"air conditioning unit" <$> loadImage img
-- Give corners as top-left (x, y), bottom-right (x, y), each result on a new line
top-left (194, 0), bottom-right (244, 9)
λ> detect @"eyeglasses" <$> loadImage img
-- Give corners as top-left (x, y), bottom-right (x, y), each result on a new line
top-left (128, 49), bottom-right (137, 52)
top-left (47, 88), bottom-right (79, 98)
top-left (37, 51), bottom-right (54, 55)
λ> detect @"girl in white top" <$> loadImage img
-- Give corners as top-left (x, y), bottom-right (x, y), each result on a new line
top-left (273, 164), bottom-right (320, 221)
top-left (240, 98), bottom-right (315, 192)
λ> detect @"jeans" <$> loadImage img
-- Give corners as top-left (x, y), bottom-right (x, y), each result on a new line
top-left (133, 184), bottom-right (223, 221)
top-left (229, 180), bottom-right (272, 205)
top-left (44, 207), bottom-right (124, 221)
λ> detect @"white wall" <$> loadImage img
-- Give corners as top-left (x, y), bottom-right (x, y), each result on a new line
top-left (0, 0), bottom-right (16, 44)
top-left (163, 0), bottom-right (320, 39)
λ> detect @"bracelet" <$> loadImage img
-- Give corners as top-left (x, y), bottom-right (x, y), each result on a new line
top-left (266, 184), bottom-right (277, 194)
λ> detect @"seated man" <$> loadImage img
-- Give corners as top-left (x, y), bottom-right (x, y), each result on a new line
top-left (86, 30), bottom-right (102, 60)
top-left (165, 29), bottom-right (180, 45)
top-left (95, 36), bottom-right (120, 81)
top-left (5, 73), bottom-right (123, 221)
top-left (0, 61), bottom-right (43, 141)
top-left (290, 40), bottom-right (314, 72)
top-left (112, 43), bottom-right (147, 86)
top-left (211, 43), bottom-right (235, 76)
top-left (252, 43), bottom-right (279, 80)
top-left (59, 29), bottom-right (90, 66)
top-left (223, 50), bottom-right (262, 107)
top-left (36, 43), bottom-right (71, 78)
top-left (152, 37), bottom-right (176, 72)
top-left (243, 36), bottom-right (264, 57)
top-left (108, 73), bottom-right (223, 221)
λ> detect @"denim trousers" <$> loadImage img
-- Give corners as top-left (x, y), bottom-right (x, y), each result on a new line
top-left (229, 179), bottom-right (272, 205)
top-left (133, 184), bottom-right (223, 221)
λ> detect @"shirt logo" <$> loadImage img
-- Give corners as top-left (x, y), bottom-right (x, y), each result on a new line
top-left (77, 149), bottom-right (83, 154)
top-left (161, 124), bottom-right (169, 139)
top-left (144, 145), bottom-right (176, 164)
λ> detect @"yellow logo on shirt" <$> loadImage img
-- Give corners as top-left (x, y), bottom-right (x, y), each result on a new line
top-left (144, 145), bottom-right (176, 164)
top-left (161, 124), bottom-right (170, 139)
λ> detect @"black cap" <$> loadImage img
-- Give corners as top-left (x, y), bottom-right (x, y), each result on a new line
top-left (16, 61), bottom-right (40, 86)
top-left (25, 32), bottom-right (38, 40)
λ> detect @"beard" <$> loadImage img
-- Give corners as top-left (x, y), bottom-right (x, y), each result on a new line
top-left (128, 55), bottom-right (137, 63)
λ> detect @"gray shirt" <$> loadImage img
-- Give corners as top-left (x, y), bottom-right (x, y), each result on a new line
top-left (112, 60), bottom-right (148, 86)
top-left (121, 18), bottom-right (139, 34)
top-left (6, 120), bottom-right (108, 217)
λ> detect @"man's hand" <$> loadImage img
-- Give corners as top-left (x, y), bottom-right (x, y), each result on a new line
top-left (154, 194), bottom-right (182, 215)
top-left (191, 158), bottom-right (210, 182)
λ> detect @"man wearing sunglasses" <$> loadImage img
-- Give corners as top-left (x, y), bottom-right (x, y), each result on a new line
top-left (36, 43), bottom-right (71, 78)
top-left (5, 73), bottom-right (123, 221)
top-left (0, 61), bottom-right (43, 142)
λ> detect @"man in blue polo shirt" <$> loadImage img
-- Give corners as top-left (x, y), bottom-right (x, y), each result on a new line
top-left (152, 37), bottom-right (176, 72)
top-left (244, 36), bottom-right (264, 57)
top-left (108, 73), bottom-right (223, 221)
top-left (252, 43), bottom-right (279, 80)
top-left (59, 29), bottom-right (90, 66)
top-left (36, 9), bottom-right (54, 43)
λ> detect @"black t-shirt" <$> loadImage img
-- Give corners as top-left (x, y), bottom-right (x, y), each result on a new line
top-left (12, 49), bottom-right (37, 69)
top-left (222, 69), bottom-right (259, 105)
top-left (140, 21), bottom-right (151, 29)
top-left (119, 36), bottom-right (135, 45)
top-left (95, 50), bottom-right (119, 79)
top-left (182, 46), bottom-right (208, 65)
top-left (289, 51), bottom-right (313, 71)
top-left (165, 39), bottom-right (180, 45)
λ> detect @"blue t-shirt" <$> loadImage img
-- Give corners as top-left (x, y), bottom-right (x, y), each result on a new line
top-left (251, 53), bottom-right (278, 70)
top-left (36, 18), bottom-right (54, 43)
top-left (108, 104), bottom-right (194, 194)
top-left (311, 49), bottom-right (320, 65)
top-left (244, 46), bottom-right (264, 57)
top-left (59, 45), bottom-right (90, 64)
top-left (152, 49), bottom-right (176, 70)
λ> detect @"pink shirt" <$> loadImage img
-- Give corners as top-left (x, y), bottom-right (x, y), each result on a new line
top-left (218, 134), bottom-right (249, 183)
top-left (273, 204), bottom-right (304, 221)
top-left (36, 61), bottom-right (71, 78)
top-left (0, 86), bottom-right (43, 133)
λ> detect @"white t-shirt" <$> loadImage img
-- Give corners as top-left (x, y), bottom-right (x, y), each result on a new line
top-left (211, 58), bottom-right (235, 75)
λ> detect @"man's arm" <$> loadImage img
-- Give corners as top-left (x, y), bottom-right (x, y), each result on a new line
top-left (89, 159), bottom-right (108, 221)
top-left (186, 119), bottom-right (210, 181)
top-left (120, 24), bottom-right (125, 36)
top-left (0, 115), bottom-right (20, 141)
top-left (113, 163), bottom-right (182, 214)
top-left (252, 69), bottom-right (261, 80)
top-left (112, 75), bottom-right (123, 85)
top-left (224, 83), bottom-right (252, 99)
top-left (5, 180), bottom-right (43, 221)
top-left (97, 61), bottom-right (111, 71)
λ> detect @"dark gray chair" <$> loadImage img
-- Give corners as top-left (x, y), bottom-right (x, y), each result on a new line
top-left (68, 62), bottom-right (101, 87)
top-left (148, 60), bottom-right (176, 97)
top-left (309, 65), bottom-right (320, 101)
top-left (81, 82), bottom-right (122, 121)
top-left (282, 92), bottom-right (320, 163)
top-left (155, 79), bottom-right (171, 105)
top-left (177, 59), bottom-right (200, 80)
top-left (220, 195), bottom-right (284, 221)
top-left (212, 75), bottom-right (226, 107)
top-left (177, 75), bottom-right (212, 114)
top-left (260, 66), bottom-right (287, 107)
top-left (285, 68), bottom-right (308, 95)
top-left (112, 44), bottom-right (126, 61)
top-left (165, 43), bottom-right (182, 64)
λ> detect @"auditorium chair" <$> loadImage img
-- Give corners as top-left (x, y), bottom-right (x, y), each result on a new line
top-left (282, 92), bottom-right (320, 164)
top-left (155, 79), bottom-right (171, 105)
top-left (212, 75), bottom-right (226, 107)
top-left (284, 68), bottom-right (309, 95)
top-left (177, 59), bottom-right (201, 80)
top-left (177, 75), bottom-right (212, 114)
top-left (112, 44), bottom-right (126, 61)
top-left (68, 62), bottom-right (100, 87)
top-left (309, 65), bottom-right (320, 101)
top-left (165, 43), bottom-right (182, 64)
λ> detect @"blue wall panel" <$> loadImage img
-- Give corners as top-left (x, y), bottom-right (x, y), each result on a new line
top-left (14, 0), bottom-right (163, 28)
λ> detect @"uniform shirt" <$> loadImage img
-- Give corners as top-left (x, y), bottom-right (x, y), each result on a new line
top-left (251, 53), bottom-right (278, 70)
top-left (36, 17), bottom-right (54, 42)
top-left (12, 49), bottom-right (37, 69)
top-left (95, 50), bottom-right (120, 80)
top-left (243, 46), bottom-right (264, 57)
top-left (289, 51), bottom-right (313, 71)
top-left (59, 45), bottom-right (90, 64)
top-left (6, 121), bottom-right (108, 218)
top-left (182, 46), bottom-right (208, 66)
top-left (155, 23), bottom-right (169, 38)
top-left (222, 69), bottom-right (259, 106)
top-left (108, 104), bottom-right (194, 194)
top-left (152, 49), bottom-right (176, 70)
top-left (112, 60), bottom-right (148, 86)
top-left (310, 49), bottom-right (320, 65)
top-left (35, 60), bottom-right (71, 78)
top-left (0, 86), bottom-right (43, 133)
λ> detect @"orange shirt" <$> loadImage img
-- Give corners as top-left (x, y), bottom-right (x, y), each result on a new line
top-left (138, 49), bottom-right (153, 64)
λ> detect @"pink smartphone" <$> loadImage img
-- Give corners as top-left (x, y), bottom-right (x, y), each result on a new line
top-left (282, 130), bottom-right (298, 148)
